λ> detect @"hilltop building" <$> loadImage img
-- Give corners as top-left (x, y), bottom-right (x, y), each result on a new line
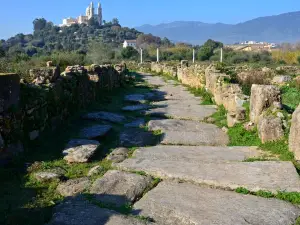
top-left (123, 40), bottom-right (137, 49)
top-left (61, 2), bottom-right (103, 27)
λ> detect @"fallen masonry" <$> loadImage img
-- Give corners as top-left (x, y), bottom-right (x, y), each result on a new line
top-left (90, 170), bottom-right (153, 207)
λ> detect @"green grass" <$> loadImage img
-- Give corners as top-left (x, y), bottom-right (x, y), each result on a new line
top-left (210, 105), bottom-right (227, 127)
top-left (235, 187), bottom-right (250, 195)
top-left (206, 100), bottom-right (295, 162)
top-left (235, 187), bottom-right (300, 205)
top-left (281, 85), bottom-right (300, 112)
top-left (259, 138), bottom-right (294, 161)
top-left (243, 157), bottom-right (271, 162)
top-left (186, 86), bottom-right (214, 105)
top-left (228, 124), bottom-right (261, 146)
top-left (294, 217), bottom-right (300, 225)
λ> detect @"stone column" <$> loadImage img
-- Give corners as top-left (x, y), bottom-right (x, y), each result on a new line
top-left (289, 105), bottom-right (300, 160)
top-left (193, 49), bottom-right (195, 64)
top-left (140, 48), bottom-right (143, 64)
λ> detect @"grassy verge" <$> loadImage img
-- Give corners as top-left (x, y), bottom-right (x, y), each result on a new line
top-left (235, 187), bottom-right (300, 205)
top-left (208, 105), bottom-right (294, 161)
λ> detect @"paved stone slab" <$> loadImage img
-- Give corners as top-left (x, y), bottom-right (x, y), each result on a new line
top-left (63, 144), bottom-right (99, 163)
top-left (88, 165), bottom-right (104, 177)
top-left (156, 85), bottom-right (198, 100)
top-left (145, 105), bottom-right (216, 121)
top-left (126, 145), bottom-right (261, 163)
top-left (125, 118), bottom-right (146, 128)
top-left (80, 125), bottom-right (112, 139)
top-left (120, 128), bottom-right (158, 147)
top-left (125, 94), bottom-right (147, 103)
top-left (119, 158), bottom-right (300, 193)
top-left (122, 104), bottom-right (151, 112)
top-left (152, 99), bottom-right (202, 108)
top-left (148, 119), bottom-right (229, 146)
top-left (90, 170), bottom-right (153, 207)
top-left (107, 147), bottom-right (129, 163)
top-left (142, 74), bottom-right (166, 86)
top-left (65, 139), bottom-right (100, 150)
top-left (134, 181), bottom-right (300, 225)
top-left (47, 196), bottom-right (152, 225)
top-left (33, 172), bottom-right (61, 182)
top-left (83, 111), bottom-right (126, 123)
top-left (57, 177), bottom-right (91, 197)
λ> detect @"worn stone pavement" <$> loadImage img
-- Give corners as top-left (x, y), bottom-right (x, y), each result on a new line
top-left (48, 73), bottom-right (300, 225)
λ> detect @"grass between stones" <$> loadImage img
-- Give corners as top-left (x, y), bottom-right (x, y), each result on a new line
top-left (235, 187), bottom-right (300, 205)
top-left (207, 105), bottom-right (295, 162)
top-left (0, 72), bottom-right (158, 225)
top-left (185, 86), bottom-right (214, 105)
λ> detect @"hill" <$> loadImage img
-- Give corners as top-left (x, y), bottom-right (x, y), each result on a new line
top-left (136, 11), bottom-right (300, 44)
top-left (0, 18), bottom-right (142, 57)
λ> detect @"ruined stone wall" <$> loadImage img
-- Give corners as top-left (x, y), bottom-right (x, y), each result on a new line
top-left (150, 62), bottom-right (206, 87)
top-left (177, 64), bottom-right (206, 88)
top-left (0, 64), bottom-right (127, 163)
top-left (205, 65), bottom-right (248, 127)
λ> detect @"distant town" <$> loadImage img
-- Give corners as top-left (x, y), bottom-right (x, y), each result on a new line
top-left (227, 41), bottom-right (278, 52)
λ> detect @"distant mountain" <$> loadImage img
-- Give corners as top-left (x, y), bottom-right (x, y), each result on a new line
top-left (136, 11), bottom-right (300, 44)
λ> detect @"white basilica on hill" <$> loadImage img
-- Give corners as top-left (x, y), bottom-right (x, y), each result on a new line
top-left (61, 2), bottom-right (103, 27)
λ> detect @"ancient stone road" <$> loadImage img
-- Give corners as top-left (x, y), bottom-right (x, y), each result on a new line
top-left (48, 73), bottom-right (300, 225)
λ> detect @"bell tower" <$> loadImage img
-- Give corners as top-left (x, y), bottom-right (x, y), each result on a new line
top-left (98, 2), bottom-right (103, 25)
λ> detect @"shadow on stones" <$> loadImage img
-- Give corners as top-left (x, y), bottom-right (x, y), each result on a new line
top-left (0, 72), bottom-right (165, 224)
top-left (45, 193), bottom-right (154, 225)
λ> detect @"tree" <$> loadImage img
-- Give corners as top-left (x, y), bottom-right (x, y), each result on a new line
top-left (121, 46), bottom-right (138, 59)
top-left (136, 34), bottom-right (161, 48)
top-left (198, 39), bottom-right (223, 61)
top-left (86, 39), bottom-right (116, 64)
top-left (33, 18), bottom-right (47, 31)
top-left (112, 18), bottom-right (119, 25)
top-left (0, 44), bottom-right (5, 58)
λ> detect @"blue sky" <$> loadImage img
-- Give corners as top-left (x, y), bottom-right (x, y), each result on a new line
top-left (1, 0), bottom-right (300, 39)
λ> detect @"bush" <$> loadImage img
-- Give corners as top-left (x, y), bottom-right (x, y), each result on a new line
top-left (121, 46), bottom-right (139, 60)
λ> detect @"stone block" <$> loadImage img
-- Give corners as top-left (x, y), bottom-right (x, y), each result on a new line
top-left (289, 104), bottom-right (300, 160)
top-left (258, 115), bottom-right (284, 143)
top-left (90, 170), bottom-right (152, 207)
top-left (57, 177), bottom-right (91, 197)
top-left (181, 60), bottom-right (189, 68)
top-left (272, 75), bottom-right (292, 85)
top-left (0, 73), bottom-right (20, 113)
top-left (250, 85), bottom-right (281, 124)
top-left (30, 67), bottom-right (60, 84)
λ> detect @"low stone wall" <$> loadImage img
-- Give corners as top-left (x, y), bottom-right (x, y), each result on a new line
top-left (205, 65), bottom-right (248, 127)
top-left (0, 64), bottom-right (127, 163)
top-left (150, 62), bottom-right (206, 87)
top-left (177, 64), bottom-right (206, 88)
